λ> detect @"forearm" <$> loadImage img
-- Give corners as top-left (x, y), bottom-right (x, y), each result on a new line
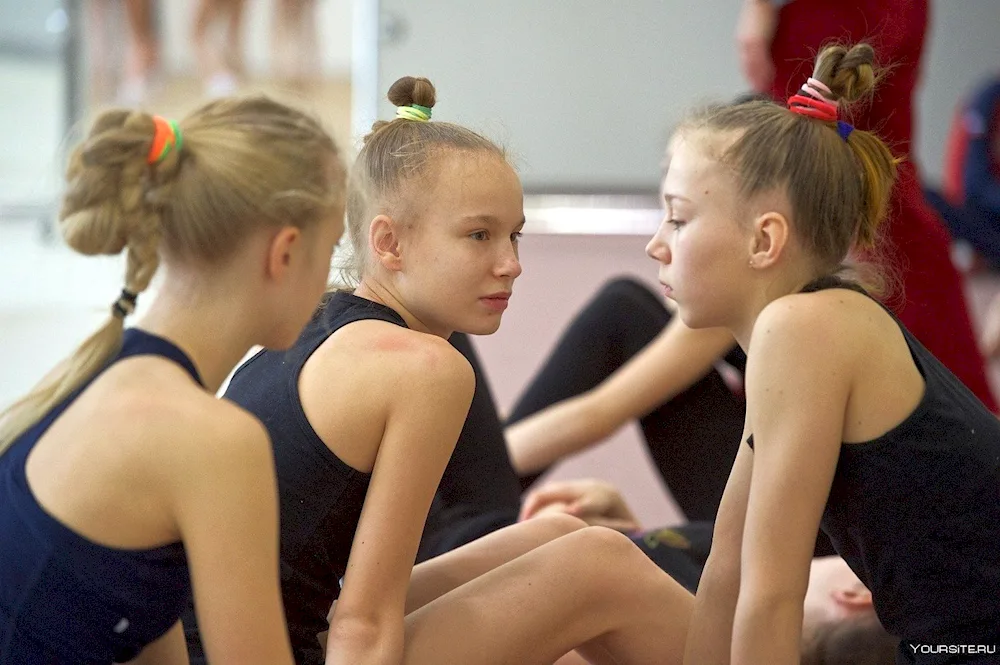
top-left (505, 394), bottom-right (615, 474)
top-left (683, 567), bottom-right (740, 665)
top-left (731, 596), bottom-right (802, 665)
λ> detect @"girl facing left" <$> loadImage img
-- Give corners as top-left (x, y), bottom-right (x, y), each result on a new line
top-left (0, 96), bottom-right (345, 665)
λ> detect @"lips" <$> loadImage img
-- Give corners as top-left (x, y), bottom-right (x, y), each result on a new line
top-left (480, 292), bottom-right (511, 313)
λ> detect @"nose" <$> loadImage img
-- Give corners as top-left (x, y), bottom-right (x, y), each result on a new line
top-left (497, 242), bottom-right (523, 280)
top-left (646, 218), bottom-right (672, 264)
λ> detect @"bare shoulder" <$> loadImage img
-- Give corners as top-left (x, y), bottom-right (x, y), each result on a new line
top-left (322, 320), bottom-right (474, 392)
top-left (749, 288), bottom-right (879, 362)
top-left (126, 375), bottom-right (272, 485)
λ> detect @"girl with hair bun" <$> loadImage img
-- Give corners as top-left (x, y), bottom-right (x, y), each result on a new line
top-left (184, 75), bottom-right (696, 665)
top-left (0, 95), bottom-right (347, 665)
top-left (648, 43), bottom-right (1000, 664)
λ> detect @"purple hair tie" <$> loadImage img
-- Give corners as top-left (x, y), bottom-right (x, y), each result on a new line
top-left (836, 120), bottom-right (854, 142)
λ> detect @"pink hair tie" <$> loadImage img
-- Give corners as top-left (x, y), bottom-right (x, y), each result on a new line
top-left (807, 77), bottom-right (833, 97)
top-left (801, 82), bottom-right (835, 103)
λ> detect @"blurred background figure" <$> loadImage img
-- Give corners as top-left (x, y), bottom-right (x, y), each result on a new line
top-left (928, 73), bottom-right (1000, 274)
top-left (191, 0), bottom-right (247, 98)
top-left (86, 0), bottom-right (160, 106)
top-left (271, 0), bottom-right (321, 89)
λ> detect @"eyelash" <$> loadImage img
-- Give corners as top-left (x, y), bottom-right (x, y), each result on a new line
top-left (470, 231), bottom-right (524, 242)
top-left (668, 219), bottom-right (686, 229)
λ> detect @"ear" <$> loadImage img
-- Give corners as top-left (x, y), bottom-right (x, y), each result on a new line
top-left (369, 214), bottom-right (404, 272)
top-left (831, 584), bottom-right (874, 613)
top-left (747, 211), bottom-right (791, 269)
top-left (265, 226), bottom-right (303, 282)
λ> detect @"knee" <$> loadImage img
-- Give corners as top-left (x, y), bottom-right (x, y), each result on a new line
top-left (571, 526), bottom-right (648, 574)
top-left (529, 513), bottom-right (588, 538)
top-left (557, 527), bottom-right (654, 595)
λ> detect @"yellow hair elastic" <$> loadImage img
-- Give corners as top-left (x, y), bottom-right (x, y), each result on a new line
top-left (395, 104), bottom-right (432, 122)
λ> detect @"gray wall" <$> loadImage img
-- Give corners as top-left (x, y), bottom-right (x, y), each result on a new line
top-left (369, 0), bottom-right (999, 192)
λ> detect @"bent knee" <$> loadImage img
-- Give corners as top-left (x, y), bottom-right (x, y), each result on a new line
top-left (530, 513), bottom-right (588, 537)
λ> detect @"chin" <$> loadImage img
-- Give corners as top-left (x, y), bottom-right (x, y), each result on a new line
top-left (461, 317), bottom-right (504, 336)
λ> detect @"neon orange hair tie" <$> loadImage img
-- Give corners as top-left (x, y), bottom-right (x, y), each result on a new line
top-left (147, 116), bottom-right (183, 164)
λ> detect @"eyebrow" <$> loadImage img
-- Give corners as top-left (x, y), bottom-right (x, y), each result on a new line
top-left (462, 214), bottom-right (526, 229)
top-left (663, 193), bottom-right (691, 204)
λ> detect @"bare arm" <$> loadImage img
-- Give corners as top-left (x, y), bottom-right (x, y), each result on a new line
top-left (506, 318), bottom-right (736, 474)
top-left (171, 407), bottom-right (294, 665)
top-left (731, 299), bottom-right (848, 665)
top-left (981, 292), bottom-right (1000, 360)
top-left (325, 339), bottom-right (475, 665)
top-left (125, 622), bottom-right (190, 665)
top-left (735, 0), bottom-right (779, 93)
top-left (683, 431), bottom-right (752, 665)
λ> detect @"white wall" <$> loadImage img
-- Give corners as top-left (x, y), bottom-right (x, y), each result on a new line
top-left (370, 0), bottom-right (999, 191)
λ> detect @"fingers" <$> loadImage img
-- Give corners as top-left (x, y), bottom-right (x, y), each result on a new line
top-left (519, 482), bottom-right (586, 521)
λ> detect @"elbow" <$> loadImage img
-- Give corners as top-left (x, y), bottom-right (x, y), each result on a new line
top-left (325, 610), bottom-right (404, 663)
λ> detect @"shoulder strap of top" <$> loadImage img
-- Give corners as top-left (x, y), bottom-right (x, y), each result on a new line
top-left (119, 328), bottom-right (204, 387)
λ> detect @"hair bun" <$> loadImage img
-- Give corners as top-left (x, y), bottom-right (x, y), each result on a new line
top-left (813, 43), bottom-right (877, 105)
top-left (387, 76), bottom-right (436, 110)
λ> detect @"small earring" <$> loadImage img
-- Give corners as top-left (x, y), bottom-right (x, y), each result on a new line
top-left (748, 258), bottom-right (755, 267)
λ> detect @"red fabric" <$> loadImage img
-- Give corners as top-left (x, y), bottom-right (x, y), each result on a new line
top-left (769, 0), bottom-right (997, 410)
top-left (942, 107), bottom-right (970, 205)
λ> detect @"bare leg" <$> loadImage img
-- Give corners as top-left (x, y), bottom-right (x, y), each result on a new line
top-left (123, 0), bottom-right (158, 78)
top-left (406, 514), bottom-right (587, 613)
top-left (222, 0), bottom-right (247, 78)
top-left (119, 0), bottom-right (158, 104)
top-left (85, 0), bottom-right (115, 103)
top-left (191, 0), bottom-right (221, 79)
top-left (402, 526), bottom-right (692, 665)
top-left (272, 0), bottom-right (318, 86)
top-left (192, 0), bottom-right (240, 95)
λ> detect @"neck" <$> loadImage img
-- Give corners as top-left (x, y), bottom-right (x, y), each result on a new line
top-left (353, 278), bottom-right (453, 338)
top-left (729, 264), bottom-right (821, 351)
top-left (134, 273), bottom-right (266, 394)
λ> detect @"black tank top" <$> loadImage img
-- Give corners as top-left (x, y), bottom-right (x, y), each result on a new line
top-left (185, 292), bottom-right (404, 665)
top-left (748, 278), bottom-right (1000, 656)
top-left (1, 329), bottom-right (199, 665)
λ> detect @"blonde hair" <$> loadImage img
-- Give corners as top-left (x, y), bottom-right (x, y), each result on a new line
top-left (679, 43), bottom-right (899, 284)
top-left (338, 76), bottom-right (506, 286)
top-left (0, 95), bottom-right (344, 454)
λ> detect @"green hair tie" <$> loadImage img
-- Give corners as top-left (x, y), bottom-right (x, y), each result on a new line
top-left (170, 120), bottom-right (183, 154)
top-left (396, 104), bottom-right (432, 122)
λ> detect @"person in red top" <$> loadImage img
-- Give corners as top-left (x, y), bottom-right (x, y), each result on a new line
top-left (737, 0), bottom-right (998, 411)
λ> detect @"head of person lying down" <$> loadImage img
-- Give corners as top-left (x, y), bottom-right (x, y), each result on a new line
top-left (800, 555), bottom-right (897, 665)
